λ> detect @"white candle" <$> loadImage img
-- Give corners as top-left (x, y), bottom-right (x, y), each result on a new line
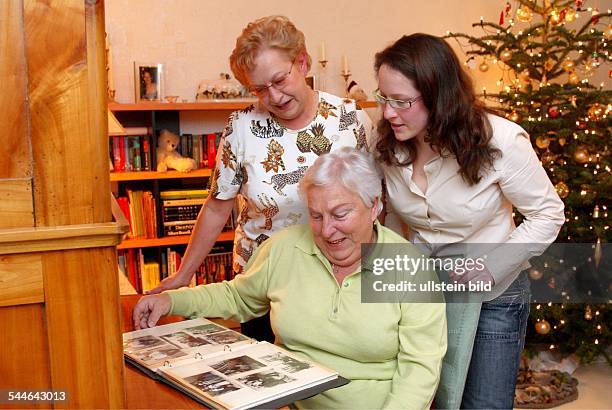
top-left (342, 55), bottom-right (349, 74)
top-left (320, 41), bottom-right (326, 61)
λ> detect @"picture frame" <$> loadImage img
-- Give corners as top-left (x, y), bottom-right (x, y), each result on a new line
top-left (305, 74), bottom-right (317, 90)
top-left (134, 62), bottom-right (164, 102)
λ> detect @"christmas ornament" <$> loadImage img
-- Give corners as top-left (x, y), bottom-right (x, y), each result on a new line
top-left (529, 268), bottom-right (543, 280)
top-left (593, 205), bottom-right (600, 218)
top-left (561, 59), bottom-right (576, 72)
top-left (536, 135), bottom-right (551, 149)
top-left (576, 120), bottom-right (587, 129)
top-left (508, 111), bottom-right (520, 122)
top-left (587, 103), bottom-right (604, 120)
top-left (574, 146), bottom-right (589, 163)
top-left (570, 95), bottom-right (577, 108)
top-left (559, 137), bottom-right (566, 146)
top-left (536, 320), bottom-right (551, 335)
top-left (591, 9), bottom-right (599, 24)
top-left (567, 72), bottom-right (580, 84)
top-left (565, 8), bottom-right (577, 22)
top-left (548, 106), bottom-right (559, 118)
top-left (499, 10), bottom-right (505, 25)
top-left (500, 50), bottom-right (513, 62)
top-left (517, 6), bottom-right (533, 22)
top-left (585, 305), bottom-right (593, 320)
top-left (605, 25), bottom-right (612, 40)
top-left (575, 0), bottom-right (583, 8)
top-left (550, 9), bottom-right (563, 25)
top-left (479, 61), bottom-right (489, 72)
top-left (555, 181), bottom-right (570, 198)
top-left (548, 277), bottom-right (556, 289)
top-left (544, 59), bottom-right (555, 71)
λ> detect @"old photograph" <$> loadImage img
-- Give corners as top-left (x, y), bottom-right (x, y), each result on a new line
top-left (210, 355), bottom-right (266, 376)
top-left (261, 352), bottom-right (312, 373)
top-left (237, 371), bottom-right (296, 391)
top-left (185, 372), bottom-right (241, 397)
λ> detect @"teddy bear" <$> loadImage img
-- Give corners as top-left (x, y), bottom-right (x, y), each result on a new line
top-left (156, 129), bottom-right (197, 172)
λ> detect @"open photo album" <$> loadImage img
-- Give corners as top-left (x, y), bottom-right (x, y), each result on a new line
top-left (123, 318), bottom-right (348, 409)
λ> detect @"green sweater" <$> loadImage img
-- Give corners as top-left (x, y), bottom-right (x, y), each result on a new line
top-left (168, 223), bottom-right (447, 409)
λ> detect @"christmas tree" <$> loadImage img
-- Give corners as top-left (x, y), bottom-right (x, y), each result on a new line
top-left (446, 0), bottom-right (610, 365)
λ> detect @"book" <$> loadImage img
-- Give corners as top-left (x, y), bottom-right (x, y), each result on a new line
top-left (123, 318), bottom-right (348, 410)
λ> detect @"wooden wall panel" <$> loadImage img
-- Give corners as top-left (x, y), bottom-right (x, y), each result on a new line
top-left (0, 303), bottom-right (52, 409)
top-left (43, 247), bottom-right (125, 408)
top-left (0, 0), bottom-right (32, 180)
top-left (0, 253), bottom-right (43, 307)
top-left (0, 178), bottom-right (34, 228)
top-left (24, 0), bottom-right (111, 227)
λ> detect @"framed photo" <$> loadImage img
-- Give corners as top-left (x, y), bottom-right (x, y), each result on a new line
top-left (305, 74), bottom-right (316, 90)
top-left (134, 62), bottom-right (164, 102)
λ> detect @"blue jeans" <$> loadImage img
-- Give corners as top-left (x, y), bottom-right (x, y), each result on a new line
top-left (460, 271), bottom-right (530, 409)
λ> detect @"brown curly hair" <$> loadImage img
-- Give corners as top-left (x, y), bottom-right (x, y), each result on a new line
top-left (374, 33), bottom-right (501, 185)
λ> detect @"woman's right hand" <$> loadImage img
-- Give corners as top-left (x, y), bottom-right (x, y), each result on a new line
top-left (146, 272), bottom-right (192, 295)
top-left (133, 293), bottom-right (172, 329)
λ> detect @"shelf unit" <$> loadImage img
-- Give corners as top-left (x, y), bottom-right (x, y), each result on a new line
top-left (110, 101), bottom-right (239, 293)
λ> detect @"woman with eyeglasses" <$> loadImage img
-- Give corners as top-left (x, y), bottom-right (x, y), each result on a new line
top-left (148, 15), bottom-right (372, 343)
top-left (373, 34), bottom-right (565, 409)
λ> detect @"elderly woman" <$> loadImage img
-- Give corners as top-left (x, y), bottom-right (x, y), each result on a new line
top-left (148, 15), bottom-right (371, 343)
top-left (134, 148), bottom-right (447, 409)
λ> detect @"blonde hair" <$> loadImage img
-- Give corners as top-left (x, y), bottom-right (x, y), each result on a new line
top-left (230, 15), bottom-right (312, 85)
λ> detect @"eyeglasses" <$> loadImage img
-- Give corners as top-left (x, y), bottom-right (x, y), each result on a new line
top-left (248, 60), bottom-right (295, 96)
top-left (373, 89), bottom-right (422, 110)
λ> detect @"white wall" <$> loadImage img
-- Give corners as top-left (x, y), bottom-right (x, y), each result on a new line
top-left (105, 0), bottom-right (505, 105)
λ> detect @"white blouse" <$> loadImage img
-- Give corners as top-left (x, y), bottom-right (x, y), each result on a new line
top-left (211, 91), bottom-right (372, 274)
top-left (383, 114), bottom-right (565, 299)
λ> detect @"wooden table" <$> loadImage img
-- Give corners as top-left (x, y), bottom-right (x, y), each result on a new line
top-left (120, 295), bottom-right (239, 409)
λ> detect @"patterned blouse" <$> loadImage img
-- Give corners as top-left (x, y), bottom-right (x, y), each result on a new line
top-left (209, 91), bottom-right (373, 274)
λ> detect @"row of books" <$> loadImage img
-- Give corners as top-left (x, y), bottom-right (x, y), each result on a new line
top-left (111, 135), bottom-right (152, 173)
top-left (119, 243), bottom-right (234, 293)
top-left (161, 189), bottom-right (209, 237)
top-left (117, 190), bottom-right (158, 239)
top-left (118, 248), bottom-right (160, 293)
top-left (110, 132), bottom-right (223, 173)
top-left (116, 189), bottom-right (225, 239)
top-left (176, 132), bottom-right (223, 170)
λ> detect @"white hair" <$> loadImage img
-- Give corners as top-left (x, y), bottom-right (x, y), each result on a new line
top-left (299, 147), bottom-right (383, 215)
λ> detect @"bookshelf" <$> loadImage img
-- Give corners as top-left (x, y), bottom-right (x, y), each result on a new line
top-left (110, 102), bottom-right (237, 293)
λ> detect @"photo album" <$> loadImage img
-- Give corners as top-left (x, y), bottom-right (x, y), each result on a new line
top-left (123, 318), bottom-right (348, 409)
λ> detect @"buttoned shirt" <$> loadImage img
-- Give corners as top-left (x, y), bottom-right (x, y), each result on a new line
top-left (383, 114), bottom-right (565, 300)
top-left (168, 222), bottom-right (447, 409)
